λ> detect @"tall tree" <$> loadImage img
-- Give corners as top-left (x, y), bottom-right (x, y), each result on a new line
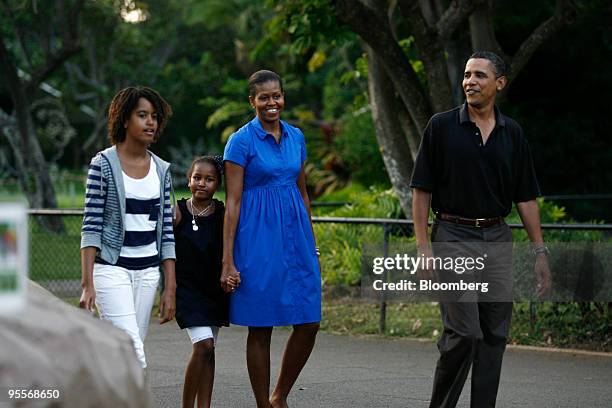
top-left (0, 0), bottom-right (84, 214)
top-left (62, 0), bottom-right (182, 158)
top-left (267, 0), bottom-right (576, 216)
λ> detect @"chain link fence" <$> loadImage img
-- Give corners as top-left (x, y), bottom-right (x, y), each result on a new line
top-left (29, 210), bottom-right (83, 298)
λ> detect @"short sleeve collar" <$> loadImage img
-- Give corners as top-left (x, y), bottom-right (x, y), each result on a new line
top-left (250, 116), bottom-right (289, 140)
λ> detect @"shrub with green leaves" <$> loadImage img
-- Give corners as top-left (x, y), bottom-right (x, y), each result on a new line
top-left (315, 185), bottom-right (408, 285)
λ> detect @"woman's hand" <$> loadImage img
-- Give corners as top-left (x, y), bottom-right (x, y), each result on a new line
top-left (79, 247), bottom-right (97, 313)
top-left (159, 288), bottom-right (176, 324)
top-left (222, 161), bottom-right (244, 294)
top-left (221, 262), bottom-right (241, 293)
top-left (79, 284), bottom-right (96, 312)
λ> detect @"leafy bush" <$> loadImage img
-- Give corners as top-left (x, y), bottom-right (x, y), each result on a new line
top-left (315, 185), bottom-right (408, 285)
top-left (511, 302), bottom-right (612, 351)
top-left (507, 198), bottom-right (605, 243)
top-left (334, 109), bottom-right (389, 187)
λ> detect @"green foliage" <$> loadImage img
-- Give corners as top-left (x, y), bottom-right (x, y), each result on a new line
top-left (314, 182), bottom-right (366, 203)
top-left (183, 0), bottom-right (255, 29)
top-left (339, 54), bottom-right (368, 86)
top-left (398, 36), bottom-right (426, 86)
top-left (325, 186), bottom-right (403, 219)
top-left (507, 198), bottom-right (605, 243)
top-left (256, 0), bottom-right (352, 58)
top-left (334, 107), bottom-right (389, 187)
top-left (205, 101), bottom-right (251, 130)
top-left (316, 186), bottom-right (407, 285)
top-left (199, 78), bottom-right (252, 143)
top-left (511, 302), bottom-right (612, 350)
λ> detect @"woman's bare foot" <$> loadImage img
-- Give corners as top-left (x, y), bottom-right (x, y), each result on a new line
top-left (269, 395), bottom-right (288, 408)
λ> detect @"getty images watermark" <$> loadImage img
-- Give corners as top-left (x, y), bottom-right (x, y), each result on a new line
top-left (372, 253), bottom-right (490, 293)
top-left (360, 242), bottom-right (612, 302)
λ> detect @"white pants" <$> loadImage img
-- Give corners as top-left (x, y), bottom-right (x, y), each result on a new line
top-left (186, 326), bottom-right (219, 345)
top-left (93, 263), bottom-right (160, 368)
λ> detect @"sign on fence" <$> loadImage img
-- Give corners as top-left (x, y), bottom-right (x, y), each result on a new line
top-left (0, 202), bottom-right (28, 314)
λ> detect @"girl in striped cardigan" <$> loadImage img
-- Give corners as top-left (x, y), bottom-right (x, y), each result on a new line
top-left (79, 86), bottom-right (176, 369)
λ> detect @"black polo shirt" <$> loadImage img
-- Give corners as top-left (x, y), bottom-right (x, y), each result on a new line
top-left (410, 103), bottom-right (540, 218)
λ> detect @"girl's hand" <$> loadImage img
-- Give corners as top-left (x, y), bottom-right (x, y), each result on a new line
top-left (79, 285), bottom-right (96, 313)
top-left (221, 263), bottom-right (241, 293)
top-left (159, 288), bottom-right (176, 324)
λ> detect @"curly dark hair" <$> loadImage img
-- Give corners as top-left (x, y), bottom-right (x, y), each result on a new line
top-left (107, 86), bottom-right (173, 145)
top-left (187, 155), bottom-right (224, 186)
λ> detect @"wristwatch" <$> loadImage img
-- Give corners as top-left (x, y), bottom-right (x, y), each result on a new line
top-left (532, 244), bottom-right (550, 256)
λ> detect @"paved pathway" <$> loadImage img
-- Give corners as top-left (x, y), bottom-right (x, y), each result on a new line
top-left (146, 323), bottom-right (612, 407)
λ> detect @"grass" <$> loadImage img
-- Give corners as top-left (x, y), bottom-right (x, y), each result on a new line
top-left (322, 296), bottom-right (442, 340)
top-left (320, 294), bottom-right (612, 351)
top-left (29, 216), bottom-right (82, 281)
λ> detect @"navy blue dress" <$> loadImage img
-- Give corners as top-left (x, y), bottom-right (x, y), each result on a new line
top-left (223, 117), bottom-right (321, 326)
top-left (174, 198), bottom-right (229, 328)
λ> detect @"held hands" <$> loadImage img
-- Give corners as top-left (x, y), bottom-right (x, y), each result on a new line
top-left (159, 288), bottom-right (176, 324)
top-left (535, 253), bottom-right (551, 298)
top-left (221, 263), bottom-right (241, 293)
top-left (79, 285), bottom-right (96, 313)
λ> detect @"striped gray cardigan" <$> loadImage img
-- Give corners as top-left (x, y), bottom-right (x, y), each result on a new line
top-left (80, 145), bottom-right (176, 264)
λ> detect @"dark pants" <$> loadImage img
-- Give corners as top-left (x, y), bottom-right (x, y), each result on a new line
top-left (429, 220), bottom-right (513, 408)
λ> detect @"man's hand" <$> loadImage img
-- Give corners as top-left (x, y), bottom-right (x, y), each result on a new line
top-left (159, 288), bottom-right (176, 324)
top-left (221, 263), bottom-right (241, 293)
top-left (535, 253), bottom-right (551, 298)
top-left (417, 244), bottom-right (435, 281)
top-left (412, 188), bottom-right (433, 281)
top-left (79, 285), bottom-right (96, 312)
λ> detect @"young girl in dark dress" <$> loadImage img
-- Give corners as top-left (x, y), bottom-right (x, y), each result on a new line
top-left (173, 155), bottom-right (232, 408)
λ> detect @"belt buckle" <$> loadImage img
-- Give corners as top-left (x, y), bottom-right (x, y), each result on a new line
top-left (475, 218), bottom-right (486, 228)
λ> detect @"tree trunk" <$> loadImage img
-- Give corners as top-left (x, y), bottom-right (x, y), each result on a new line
top-left (411, 0), bottom-right (466, 105)
top-left (366, 45), bottom-right (416, 216)
top-left (468, 1), bottom-right (505, 56)
top-left (13, 102), bottom-right (63, 232)
top-left (398, 0), bottom-right (454, 113)
top-left (337, 0), bottom-right (432, 133)
top-left (0, 33), bottom-right (63, 232)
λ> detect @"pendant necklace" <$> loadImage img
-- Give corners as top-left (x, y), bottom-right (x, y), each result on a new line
top-left (190, 199), bottom-right (213, 231)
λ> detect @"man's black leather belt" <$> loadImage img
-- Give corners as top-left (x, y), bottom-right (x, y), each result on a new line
top-left (435, 213), bottom-right (504, 228)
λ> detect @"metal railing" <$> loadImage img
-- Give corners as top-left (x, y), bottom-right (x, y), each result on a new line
top-left (26, 209), bottom-right (612, 334)
top-left (312, 216), bottom-right (612, 231)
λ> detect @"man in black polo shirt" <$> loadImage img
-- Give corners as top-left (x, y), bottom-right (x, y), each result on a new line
top-left (411, 51), bottom-right (551, 408)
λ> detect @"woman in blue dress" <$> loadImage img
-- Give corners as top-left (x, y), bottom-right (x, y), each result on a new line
top-left (222, 70), bottom-right (321, 408)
